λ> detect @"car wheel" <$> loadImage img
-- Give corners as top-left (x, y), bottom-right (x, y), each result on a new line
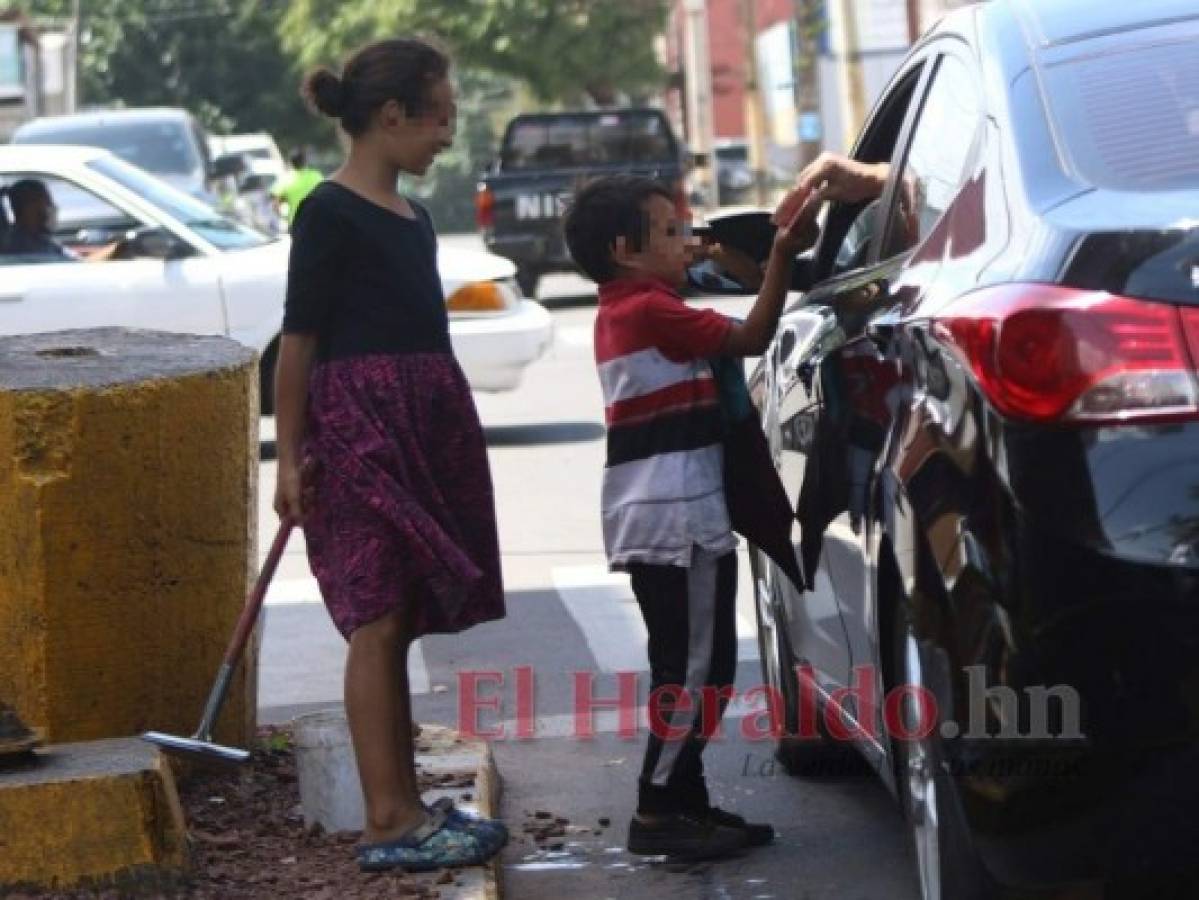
top-left (893, 603), bottom-right (991, 900)
top-left (259, 340), bottom-right (278, 417)
top-left (750, 546), bottom-right (861, 777)
top-left (516, 268), bottom-right (539, 299)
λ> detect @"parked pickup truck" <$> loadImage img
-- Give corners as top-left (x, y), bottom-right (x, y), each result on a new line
top-left (476, 108), bottom-right (688, 298)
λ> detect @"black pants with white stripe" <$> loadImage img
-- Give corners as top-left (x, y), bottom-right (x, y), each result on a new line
top-left (628, 547), bottom-right (738, 816)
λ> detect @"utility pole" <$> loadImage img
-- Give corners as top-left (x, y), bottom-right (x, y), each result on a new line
top-left (793, 0), bottom-right (824, 169)
top-left (69, 0), bottom-right (80, 111)
top-left (682, 0), bottom-right (716, 211)
top-left (740, 0), bottom-right (770, 205)
top-left (906, 0), bottom-right (922, 43)
top-left (837, 0), bottom-right (868, 150)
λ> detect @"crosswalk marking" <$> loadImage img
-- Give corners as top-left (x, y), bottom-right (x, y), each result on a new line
top-left (265, 575), bottom-right (324, 606)
top-left (552, 564), bottom-right (760, 674)
top-left (557, 325), bottom-right (593, 348)
top-left (552, 566), bottom-right (648, 674)
top-left (259, 561), bottom-right (763, 712)
top-left (259, 575), bottom-right (430, 703)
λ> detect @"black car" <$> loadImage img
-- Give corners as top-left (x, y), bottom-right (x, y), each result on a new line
top-left (476, 109), bottom-right (688, 298)
top-left (740, 1), bottom-right (1199, 897)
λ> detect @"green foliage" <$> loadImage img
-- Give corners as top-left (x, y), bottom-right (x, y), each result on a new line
top-left (279, 0), bottom-right (671, 106)
top-left (23, 0), bottom-right (328, 148)
top-left (20, 0), bottom-right (674, 230)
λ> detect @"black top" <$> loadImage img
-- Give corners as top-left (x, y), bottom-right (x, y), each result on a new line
top-left (282, 180), bottom-right (450, 360)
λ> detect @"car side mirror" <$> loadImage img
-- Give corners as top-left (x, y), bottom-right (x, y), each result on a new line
top-left (686, 263), bottom-right (754, 295)
top-left (686, 248), bottom-right (817, 296)
top-left (210, 154), bottom-right (245, 180)
top-left (125, 227), bottom-right (191, 261)
top-left (239, 173), bottom-right (271, 193)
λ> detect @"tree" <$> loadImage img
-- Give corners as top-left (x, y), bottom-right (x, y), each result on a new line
top-left (22, 0), bottom-right (329, 148)
top-left (280, 0), bottom-right (671, 107)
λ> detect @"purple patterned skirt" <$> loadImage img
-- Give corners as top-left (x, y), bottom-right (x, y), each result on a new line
top-left (301, 352), bottom-right (505, 640)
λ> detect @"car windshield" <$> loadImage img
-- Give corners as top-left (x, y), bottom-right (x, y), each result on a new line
top-left (87, 155), bottom-right (269, 251)
top-left (20, 119), bottom-right (202, 177)
top-left (501, 112), bottom-right (677, 170)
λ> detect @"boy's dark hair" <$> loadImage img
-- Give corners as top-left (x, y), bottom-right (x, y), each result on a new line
top-left (302, 38), bottom-right (450, 137)
top-left (563, 175), bottom-right (674, 284)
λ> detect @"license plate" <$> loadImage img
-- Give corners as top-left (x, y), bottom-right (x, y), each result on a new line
top-left (515, 193), bottom-right (571, 221)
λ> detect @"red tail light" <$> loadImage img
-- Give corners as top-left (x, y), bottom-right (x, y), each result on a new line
top-left (475, 184), bottom-right (494, 230)
top-left (1183, 307), bottom-right (1199, 366)
top-left (935, 284), bottom-right (1199, 424)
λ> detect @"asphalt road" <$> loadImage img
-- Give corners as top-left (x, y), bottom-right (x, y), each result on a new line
top-left (256, 238), bottom-right (921, 900)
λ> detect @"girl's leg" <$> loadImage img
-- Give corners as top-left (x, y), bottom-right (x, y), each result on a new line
top-left (345, 606), bottom-right (425, 843)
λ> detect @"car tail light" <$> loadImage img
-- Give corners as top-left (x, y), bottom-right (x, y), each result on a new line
top-left (1183, 308), bottom-right (1199, 366)
top-left (475, 184), bottom-right (494, 230)
top-left (446, 281), bottom-right (511, 314)
top-left (934, 284), bottom-right (1199, 424)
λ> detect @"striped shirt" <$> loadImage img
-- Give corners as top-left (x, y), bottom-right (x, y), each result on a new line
top-left (594, 277), bottom-right (737, 569)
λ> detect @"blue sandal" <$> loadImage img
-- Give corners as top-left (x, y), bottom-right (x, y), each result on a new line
top-left (427, 797), bottom-right (509, 843)
top-left (357, 805), bottom-right (507, 873)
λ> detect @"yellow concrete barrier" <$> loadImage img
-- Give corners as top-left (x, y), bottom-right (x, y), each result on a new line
top-left (0, 328), bottom-right (260, 746)
top-left (0, 737), bottom-right (188, 891)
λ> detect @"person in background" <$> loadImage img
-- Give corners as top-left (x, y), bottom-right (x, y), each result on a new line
top-left (272, 148), bottom-right (324, 227)
top-left (0, 179), bottom-right (77, 260)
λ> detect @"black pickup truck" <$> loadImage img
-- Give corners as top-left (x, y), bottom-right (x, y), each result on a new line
top-left (475, 109), bottom-right (689, 297)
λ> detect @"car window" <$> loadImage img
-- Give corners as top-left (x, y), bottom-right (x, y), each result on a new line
top-left (501, 112), bottom-right (678, 170)
top-left (816, 63), bottom-right (927, 279)
top-left (87, 155), bottom-right (268, 251)
top-left (881, 53), bottom-right (982, 259)
top-left (1044, 34), bottom-right (1199, 191)
top-left (0, 173), bottom-right (140, 264)
top-left (191, 120), bottom-right (212, 172)
top-left (832, 199), bottom-right (885, 275)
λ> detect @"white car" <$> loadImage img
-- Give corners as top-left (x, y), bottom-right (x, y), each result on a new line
top-left (0, 146), bottom-right (553, 409)
top-left (208, 132), bottom-right (288, 183)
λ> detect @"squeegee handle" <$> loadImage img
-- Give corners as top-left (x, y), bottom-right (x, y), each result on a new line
top-left (194, 520), bottom-right (294, 741)
top-left (224, 519), bottom-right (294, 668)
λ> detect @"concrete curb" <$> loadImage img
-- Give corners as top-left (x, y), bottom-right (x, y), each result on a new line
top-left (414, 725), bottom-right (503, 900)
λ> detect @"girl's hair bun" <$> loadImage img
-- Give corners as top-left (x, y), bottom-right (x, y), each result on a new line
top-left (303, 67), bottom-right (347, 118)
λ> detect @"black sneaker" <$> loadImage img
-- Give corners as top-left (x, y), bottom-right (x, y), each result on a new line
top-left (627, 812), bottom-right (750, 860)
top-left (706, 806), bottom-right (775, 846)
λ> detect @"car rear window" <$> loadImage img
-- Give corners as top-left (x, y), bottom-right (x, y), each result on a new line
top-left (500, 112), bottom-right (677, 171)
top-left (1046, 35), bottom-right (1199, 191)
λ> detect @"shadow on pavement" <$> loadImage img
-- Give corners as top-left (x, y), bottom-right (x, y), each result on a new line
top-left (262, 422), bottom-right (605, 458)
top-left (538, 293), bottom-right (598, 310)
top-left (485, 422), bottom-right (605, 446)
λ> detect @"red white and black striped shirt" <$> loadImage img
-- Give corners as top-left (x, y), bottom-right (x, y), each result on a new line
top-left (594, 277), bottom-right (737, 568)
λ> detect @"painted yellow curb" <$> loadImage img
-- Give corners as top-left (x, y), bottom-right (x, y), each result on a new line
top-left (0, 329), bottom-right (260, 746)
top-left (0, 738), bottom-right (188, 891)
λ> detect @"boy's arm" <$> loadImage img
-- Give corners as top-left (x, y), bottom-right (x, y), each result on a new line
top-left (720, 191), bottom-right (822, 357)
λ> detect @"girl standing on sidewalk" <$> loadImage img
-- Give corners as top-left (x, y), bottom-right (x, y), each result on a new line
top-left (273, 38), bottom-right (508, 873)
